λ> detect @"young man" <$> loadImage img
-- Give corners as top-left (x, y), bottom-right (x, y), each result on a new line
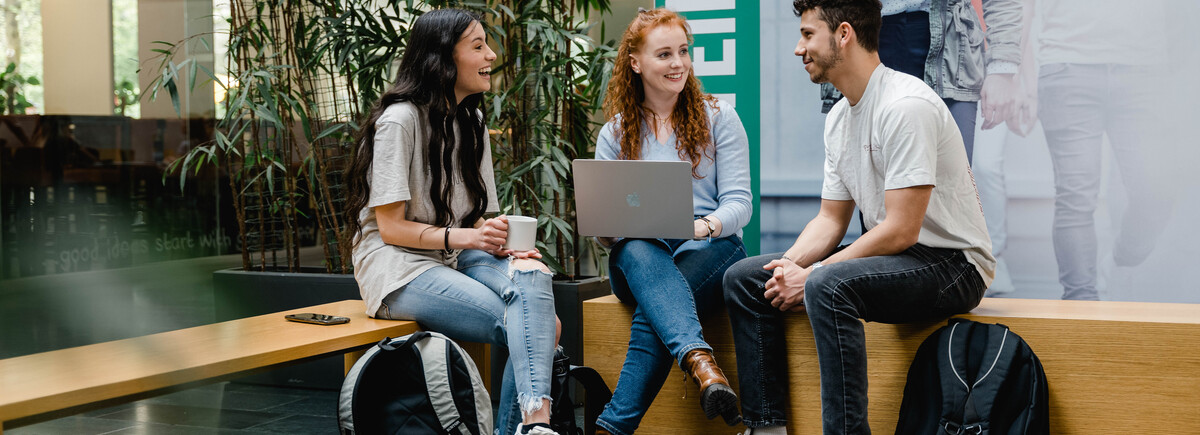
top-left (820, 0), bottom-right (1024, 162)
top-left (723, 1), bottom-right (995, 434)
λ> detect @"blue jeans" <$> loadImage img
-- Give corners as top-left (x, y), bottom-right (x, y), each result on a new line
top-left (595, 236), bottom-right (747, 435)
top-left (375, 249), bottom-right (556, 435)
top-left (723, 244), bottom-right (985, 434)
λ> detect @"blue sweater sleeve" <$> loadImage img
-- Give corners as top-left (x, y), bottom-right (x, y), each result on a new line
top-left (707, 100), bottom-right (753, 238)
top-left (596, 122), bottom-right (619, 161)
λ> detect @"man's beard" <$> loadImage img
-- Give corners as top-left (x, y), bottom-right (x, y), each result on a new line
top-left (810, 37), bottom-right (843, 84)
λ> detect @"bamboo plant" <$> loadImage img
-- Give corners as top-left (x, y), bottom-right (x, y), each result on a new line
top-left (149, 0), bottom-right (614, 277)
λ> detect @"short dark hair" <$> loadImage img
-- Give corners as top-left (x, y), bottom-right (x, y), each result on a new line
top-left (793, 0), bottom-right (882, 52)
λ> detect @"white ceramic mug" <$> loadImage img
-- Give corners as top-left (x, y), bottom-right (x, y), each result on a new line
top-left (503, 215), bottom-right (537, 251)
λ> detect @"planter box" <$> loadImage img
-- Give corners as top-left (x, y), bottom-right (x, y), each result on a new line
top-left (213, 267), bottom-right (361, 390)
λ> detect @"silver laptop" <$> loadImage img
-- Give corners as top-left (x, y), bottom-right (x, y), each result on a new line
top-left (572, 159), bottom-right (694, 239)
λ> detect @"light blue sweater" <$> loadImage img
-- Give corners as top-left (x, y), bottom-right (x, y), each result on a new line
top-left (595, 98), bottom-right (752, 238)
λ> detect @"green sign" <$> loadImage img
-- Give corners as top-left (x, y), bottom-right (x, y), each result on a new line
top-left (656, 0), bottom-right (761, 255)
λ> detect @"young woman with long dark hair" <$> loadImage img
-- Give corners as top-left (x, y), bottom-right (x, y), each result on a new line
top-left (344, 9), bottom-right (560, 435)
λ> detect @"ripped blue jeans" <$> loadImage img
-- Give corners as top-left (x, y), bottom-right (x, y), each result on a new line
top-left (376, 249), bottom-right (556, 435)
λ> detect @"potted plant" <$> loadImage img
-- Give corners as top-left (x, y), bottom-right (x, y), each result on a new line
top-left (483, 0), bottom-right (616, 374)
top-left (149, 0), bottom-right (616, 388)
top-left (147, 0), bottom-right (406, 388)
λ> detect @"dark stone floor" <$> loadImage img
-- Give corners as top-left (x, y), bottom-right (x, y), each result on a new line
top-left (8, 382), bottom-right (342, 435)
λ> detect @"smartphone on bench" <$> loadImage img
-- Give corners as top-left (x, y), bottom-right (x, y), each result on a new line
top-left (285, 313), bottom-right (350, 325)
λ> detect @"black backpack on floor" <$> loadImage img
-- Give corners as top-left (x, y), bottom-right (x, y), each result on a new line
top-left (549, 346), bottom-right (613, 435)
top-left (339, 331), bottom-right (492, 435)
top-left (895, 318), bottom-right (1049, 435)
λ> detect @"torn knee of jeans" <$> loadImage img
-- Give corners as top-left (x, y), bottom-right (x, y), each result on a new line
top-left (517, 393), bottom-right (552, 416)
top-left (507, 257), bottom-right (554, 279)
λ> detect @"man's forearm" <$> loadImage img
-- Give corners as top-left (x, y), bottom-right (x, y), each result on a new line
top-left (784, 214), bottom-right (846, 267)
top-left (823, 220), bottom-right (919, 265)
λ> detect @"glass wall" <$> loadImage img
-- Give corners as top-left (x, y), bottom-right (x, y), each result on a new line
top-left (0, 0), bottom-right (254, 280)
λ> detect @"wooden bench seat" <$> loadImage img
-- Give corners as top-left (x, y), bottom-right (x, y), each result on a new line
top-left (583, 295), bottom-right (1200, 434)
top-left (0, 300), bottom-right (421, 434)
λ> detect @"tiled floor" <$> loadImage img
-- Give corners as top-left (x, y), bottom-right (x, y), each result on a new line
top-left (9, 382), bottom-right (341, 435)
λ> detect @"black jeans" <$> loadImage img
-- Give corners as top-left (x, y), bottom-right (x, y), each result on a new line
top-left (723, 244), bottom-right (986, 434)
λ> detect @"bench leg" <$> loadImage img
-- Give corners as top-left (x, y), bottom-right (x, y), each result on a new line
top-left (344, 349), bottom-right (367, 375)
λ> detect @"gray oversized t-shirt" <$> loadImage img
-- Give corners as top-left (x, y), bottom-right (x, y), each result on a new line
top-left (352, 102), bottom-right (500, 316)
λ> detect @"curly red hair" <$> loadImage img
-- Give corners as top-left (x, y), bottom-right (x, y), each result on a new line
top-left (603, 8), bottom-right (718, 178)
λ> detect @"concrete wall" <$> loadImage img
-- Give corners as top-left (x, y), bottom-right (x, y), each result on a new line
top-left (138, 0), bottom-right (214, 118)
top-left (41, 0), bottom-right (113, 115)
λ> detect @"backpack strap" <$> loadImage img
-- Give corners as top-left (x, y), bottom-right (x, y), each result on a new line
top-left (414, 332), bottom-right (493, 435)
top-left (937, 319), bottom-right (1018, 435)
top-left (962, 323), bottom-right (1020, 435)
top-left (414, 334), bottom-right (469, 435)
top-left (567, 365), bottom-right (613, 435)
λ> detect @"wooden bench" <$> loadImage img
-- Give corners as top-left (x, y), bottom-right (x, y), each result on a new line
top-left (583, 295), bottom-right (1200, 434)
top-left (0, 299), bottom-right (466, 434)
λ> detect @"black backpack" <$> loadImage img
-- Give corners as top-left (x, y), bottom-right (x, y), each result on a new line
top-left (895, 318), bottom-right (1049, 435)
top-left (339, 331), bottom-right (492, 435)
top-left (548, 346), bottom-right (613, 435)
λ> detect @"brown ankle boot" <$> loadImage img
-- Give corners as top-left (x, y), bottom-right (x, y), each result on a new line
top-left (681, 349), bottom-right (743, 426)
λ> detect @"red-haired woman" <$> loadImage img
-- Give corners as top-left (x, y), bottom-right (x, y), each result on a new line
top-left (592, 8), bottom-right (752, 435)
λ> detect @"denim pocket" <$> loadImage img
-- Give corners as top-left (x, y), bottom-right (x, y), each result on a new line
top-left (933, 258), bottom-right (986, 314)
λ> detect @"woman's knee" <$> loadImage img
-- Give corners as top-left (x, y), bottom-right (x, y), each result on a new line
top-left (612, 239), bottom-right (667, 267)
top-left (512, 258), bottom-right (552, 274)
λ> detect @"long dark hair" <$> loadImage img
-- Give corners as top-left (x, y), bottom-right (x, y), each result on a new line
top-left (344, 9), bottom-right (489, 246)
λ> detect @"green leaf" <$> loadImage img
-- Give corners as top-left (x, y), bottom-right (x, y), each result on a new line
top-left (314, 123), bottom-right (345, 141)
top-left (166, 79), bottom-right (181, 116)
top-left (188, 58), bottom-right (198, 92)
top-left (253, 106), bottom-right (282, 127)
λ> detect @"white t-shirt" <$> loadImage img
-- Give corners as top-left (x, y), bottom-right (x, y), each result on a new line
top-left (822, 65), bottom-right (995, 286)
top-left (352, 102), bottom-right (500, 316)
top-left (1036, 0), bottom-right (1167, 66)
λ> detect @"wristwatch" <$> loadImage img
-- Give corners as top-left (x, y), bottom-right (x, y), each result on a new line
top-left (699, 216), bottom-right (715, 240)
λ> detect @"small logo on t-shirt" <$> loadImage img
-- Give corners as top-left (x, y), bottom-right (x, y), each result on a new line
top-left (626, 193), bottom-right (641, 208)
top-left (863, 143), bottom-right (881, 152)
